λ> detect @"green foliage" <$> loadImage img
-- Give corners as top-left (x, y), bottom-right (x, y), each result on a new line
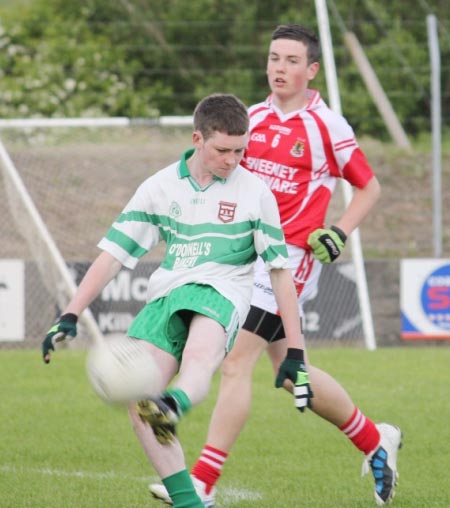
top-left (0, 0), bottom-right (448, 139)
top-left (0, 0), bottom-right (159, 118)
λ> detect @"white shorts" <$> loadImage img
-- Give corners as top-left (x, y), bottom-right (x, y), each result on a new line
top-left (251, 244), bottom-right (322, 318)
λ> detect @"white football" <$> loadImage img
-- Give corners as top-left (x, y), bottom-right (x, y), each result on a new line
top-left (86, 336), bottom-right (162, 404)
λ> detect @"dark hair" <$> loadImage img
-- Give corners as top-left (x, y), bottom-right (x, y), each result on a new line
top-left (271, 24), bottom-right (321, 64)
top-left (193, 93), bottom-right (249, 140)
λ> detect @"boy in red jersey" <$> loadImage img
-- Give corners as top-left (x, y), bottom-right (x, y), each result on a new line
top-left (150, 24), bottom-right (402, 507)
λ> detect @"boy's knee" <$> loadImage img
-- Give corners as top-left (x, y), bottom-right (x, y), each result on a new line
top-left (220, 350), bottom-right (256, 380)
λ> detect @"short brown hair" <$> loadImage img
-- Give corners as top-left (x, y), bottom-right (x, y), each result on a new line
top-left (193, 93), bottom-right (249, 140)
top-left (272, 24), bottom-right (321, 64)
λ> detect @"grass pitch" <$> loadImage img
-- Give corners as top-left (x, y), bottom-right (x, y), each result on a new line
top-left (1, 346), bottom-right (449, 508)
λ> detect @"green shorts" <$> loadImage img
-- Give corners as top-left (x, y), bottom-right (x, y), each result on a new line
top-left (127, 284), bottom-right (239, 362)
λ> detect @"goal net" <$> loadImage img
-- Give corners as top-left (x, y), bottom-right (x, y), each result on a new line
top-left (0, 118), bottom-right (373, 349)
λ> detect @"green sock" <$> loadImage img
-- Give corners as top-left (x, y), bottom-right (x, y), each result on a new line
top-left (165, 388), bottom-right (192, 416)
top-left (162, 470), bottom-right (203, 508)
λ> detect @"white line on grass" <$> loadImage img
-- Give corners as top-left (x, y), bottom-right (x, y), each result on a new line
top-left (0, 464), bottom-right (262, 503)
top-left (0, 464), bottom-right (152, 482)
top-left (219, 486), bottom-right (263, 503)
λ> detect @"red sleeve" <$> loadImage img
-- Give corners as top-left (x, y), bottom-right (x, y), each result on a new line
top-left (342, 147), bottom-right (375, 189)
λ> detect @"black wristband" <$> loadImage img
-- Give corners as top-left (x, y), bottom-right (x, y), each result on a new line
top-left (330, 225), bottom-right (347, 243)
top-left (60, 313), bottom-right (78, 324)
top-left (286, 348), bottom-right (305, 362)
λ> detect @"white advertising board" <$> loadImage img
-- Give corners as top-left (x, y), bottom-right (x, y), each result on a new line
top-left (401, 259), bottom-right (450, 340)
top-left (0, 259), bottom-right (25, 341)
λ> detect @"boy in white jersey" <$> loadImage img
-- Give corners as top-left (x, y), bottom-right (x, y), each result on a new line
top-left (41, 93), bottom-right (311, 508)
top-left (150, 25), bottom-right (402, 507)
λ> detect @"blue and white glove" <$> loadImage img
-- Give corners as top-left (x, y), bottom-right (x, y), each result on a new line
top-left (275, 348), bottom-right (313, 413)
top-left (42, 313), bottom-right (78, 364)
top-left (307, 225), bottom-right (347, 263)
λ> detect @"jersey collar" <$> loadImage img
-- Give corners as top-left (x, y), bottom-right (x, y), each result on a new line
top-left (266, 88), bottom-right (322, 114)
top-left (178, 148), bottom-right (227, 184)
top-left (178, 148), bottom-right (194, 178)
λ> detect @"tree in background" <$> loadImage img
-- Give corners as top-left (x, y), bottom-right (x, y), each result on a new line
top-left (0, 0), bottom-right (448, 139)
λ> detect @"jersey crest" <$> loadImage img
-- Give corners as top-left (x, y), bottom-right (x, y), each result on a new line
top-left (290, 138), bottom-right (305, 158)
top-left (169, 201), bottom-right (182, 218)
top-left (245, 92), bottom-right (374, 248)
top-left (218, 201), bottom-right (237, 223)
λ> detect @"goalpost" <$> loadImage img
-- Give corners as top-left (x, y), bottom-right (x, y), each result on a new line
top-left (0, 133), bottom-right (103, 346)
top-left (315, 0), bottom-right (376, 350)
top-left (0, 2), bottom-right (377, 349)
top-left (0, 115), bottom-right (375, 349)
top-left (0, 119), bottom-right (192, 347)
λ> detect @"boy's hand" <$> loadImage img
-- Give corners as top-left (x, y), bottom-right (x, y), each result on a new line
top-left (42, 313), bottom-right (78, 363)
top-left (275, 348), bottom-right (313, 413)
top-left (307, 225), bottom-right (347, 263)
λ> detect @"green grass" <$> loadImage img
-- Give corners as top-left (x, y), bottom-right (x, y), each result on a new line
top-left (1, 347), bottom-right (449, 507)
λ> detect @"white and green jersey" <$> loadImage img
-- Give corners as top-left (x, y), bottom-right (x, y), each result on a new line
top-left (98, 148), bottom-right (289, 325)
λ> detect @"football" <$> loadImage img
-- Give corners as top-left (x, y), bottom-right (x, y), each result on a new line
top-left (86, 336), bottom-right (162, 404)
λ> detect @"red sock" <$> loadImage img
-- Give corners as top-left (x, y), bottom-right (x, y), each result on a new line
top-left (339, 407), bottom-right (380, 455)
top-left (191, 445), bottom-right (228, 493)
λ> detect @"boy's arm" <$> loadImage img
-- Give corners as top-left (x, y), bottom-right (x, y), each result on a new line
top-left (269, 267), bottom-right (304, 350)
top-left (308, 175), bottom-right (381, 263)
top-left (42, 251), bottom-right (122, 363)
top-left (269, 268), bottom-right (313, 413)
top-left (334, 175), bottom-right (381, 237)
top-left (64, 251), bottom-right (123, 316)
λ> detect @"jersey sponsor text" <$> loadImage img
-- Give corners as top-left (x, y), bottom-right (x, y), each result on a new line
top-left (245, 156), bottom-right (299, 194)
top-left (169, 241), bottom-right (212, 258)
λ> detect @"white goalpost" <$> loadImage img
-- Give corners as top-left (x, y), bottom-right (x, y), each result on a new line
top-left (0, 114), bottom-right (375, 349)
top-left (0, 118), bottom-right (194, 346)
top-left (315, 0), bottom-right (376, 350)
top-left (0, 2), bottom-right (378, 350)
top-left (0, 135), bottom-right (103, 346)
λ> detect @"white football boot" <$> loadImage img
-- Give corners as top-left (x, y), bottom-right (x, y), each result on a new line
top-left (149, 476), bottom-right (216, 508)
top-left (362, 423), bottom-right (403, 505)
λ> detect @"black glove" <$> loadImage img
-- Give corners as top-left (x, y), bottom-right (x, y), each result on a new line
top-left (275, 348), bottom-right (313, 413)
top-left (307, 225), bottom-right (347, 263)
top-left (42, 313), bottom-right (78, 364)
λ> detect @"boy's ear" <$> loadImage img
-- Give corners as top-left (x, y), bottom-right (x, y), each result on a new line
top-left (192, 130), bottom-right (203, 149)
top-left (307, 61), bottom-right (320, 81)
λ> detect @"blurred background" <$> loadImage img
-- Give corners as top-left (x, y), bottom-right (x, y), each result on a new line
top-left (0, 0), bottom-right (449, 347)
top-left (0, 0), bottom-right (448, 141)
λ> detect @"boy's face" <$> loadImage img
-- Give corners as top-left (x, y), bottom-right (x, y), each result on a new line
top-left (267, 38), bottom-right (319, 99)
top-left (193, 130), bottom-right (248, 179)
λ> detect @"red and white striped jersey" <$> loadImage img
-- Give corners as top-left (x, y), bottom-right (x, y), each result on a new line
top-left (242, 89), bottom-right (375, 249)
